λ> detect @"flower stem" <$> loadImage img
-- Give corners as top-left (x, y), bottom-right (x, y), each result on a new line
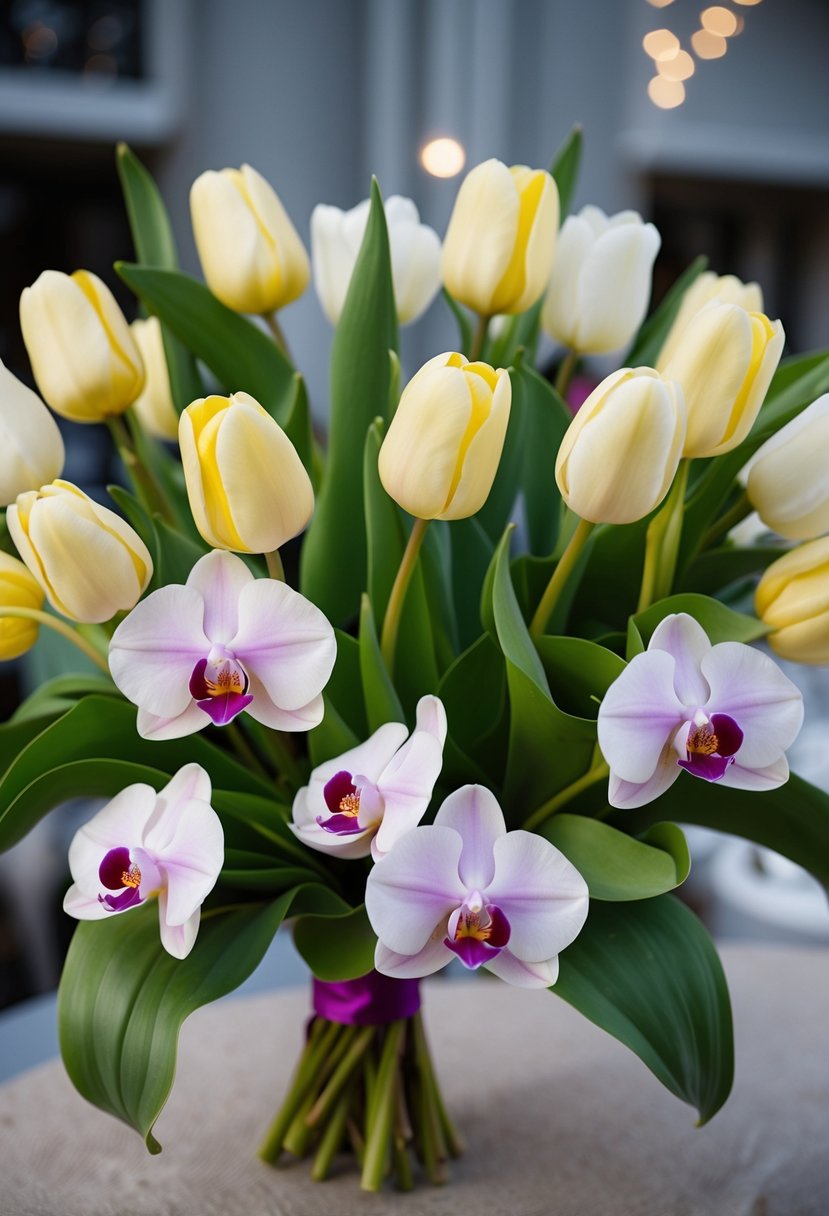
top-left (258, 1019), bottom-right (337, 1163)
top-left (107, 413), bottom-right (176, 524)
top-left (637, 459), bottom-right (690, 613)
top-left (529, 517), bottom-right (595, 638)
top-left (554, 350), bottom-right (578, 399)
top-left (380, 517), bottom-right (429, 673)
top-left (361, 1020), bottom-right (405, 1191)
top-left (469, 313), bottom-right (490, 362)
top-left (265, 549), bottom-right (285, 581)
top-left (0, 608), bottom-right (110, 673)
top-left (522, 759), bottom-right (610, 832)
top-left (701, 489), bottom-right (752, 550)
top-left (225, 721), bottom-right (270, 779)
top-left (265, 311), bottom-right (292, 361)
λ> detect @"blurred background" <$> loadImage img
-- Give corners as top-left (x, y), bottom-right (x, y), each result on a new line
top-left (0, 0), bottom-right (828, 1030)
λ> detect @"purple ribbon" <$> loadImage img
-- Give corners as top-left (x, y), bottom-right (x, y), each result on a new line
top-left (312, 970), bottom-right (421, 1026)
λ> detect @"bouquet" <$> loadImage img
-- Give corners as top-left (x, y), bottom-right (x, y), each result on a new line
top-left (1, 127), bottom-right (828, 1193)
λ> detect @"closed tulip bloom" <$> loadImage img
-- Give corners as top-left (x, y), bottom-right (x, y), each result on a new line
top-left (755, 538), bottom-right (829, 664)
top-left (180, 392), bottom-right (313, 553)
top-left (7, 480), bottom-right (152, 623)
top-left (747, 395), bottom-right (829, 541)
top-left (0, 552), bottom-right (45, 660)
top-left (555, 368), bottom-right (686, 525)
top-left (312, 195), bottom-right (441, 326)
top-left (378, 353), bottom-right (511, 521)
top-left (658, 271), bottom-right (763, 369)
top-left (658, 301), bottom-right (784, 459)
top-left (441, 159), bottom-right (558, 316)
top-left (20, 270), bottom-right (143, 422)
top-left (0, 358), bottom-right (64, 506)
top-left (130, 317), bottom-right (179, 442)
top-left (541, 206), bottom-right (661, 354)
top-left (190, 164), bottom-right (310, 314)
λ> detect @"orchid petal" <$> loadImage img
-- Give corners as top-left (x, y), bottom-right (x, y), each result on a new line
top-left (142, 763), bottom-right (213, 853)
top-left (289, 813), bottom-right (374, 859)
top-left (486, 830), bottom-right (589, 961)
top-left (649, 613), bottom-right (712, 707)
top-left (136, 701), bottom-right (211, 741)
top-left (374, 937), bottom-right (452, 980)
top-left (153, 798), bottom-right (224, 926)
top-left (62, 884), bottom-right (112, 920)
top-left (433, 784), bottom-right (506, 890)
top-left (67, 784), bottom-right (157, 895)
top-left (720, 754), bottom-right (790, 791)
top-left (158, 893), bottom-right (200, 959)
top-left (484, 950), bottom-right (558, 989)
top-left (597, 649), bottom-right (684, 783)
top-left (372, 731), bottom-right (444, 859)
top-left (293, 722), bottom-right (408, 832)
top-left (365, 825), bottom-right (465, 955)
top-left (243, 679), bottom-right (325, 731)
top-left (445, 933), bottom-right (502, 970)
top-left (109, 585), bottom-right (209, 718)
top-left (607, 740), bottom-right (681, 809)
top-left (701, 642), bottom-right (804, 767)
top-left (186, 550), bottom-right (253, 643)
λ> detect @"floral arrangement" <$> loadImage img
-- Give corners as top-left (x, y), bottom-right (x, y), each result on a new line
top-left (1, 128), bottom-right (828, 1192)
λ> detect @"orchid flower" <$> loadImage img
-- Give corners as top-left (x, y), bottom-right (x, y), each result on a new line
top-left (597, 613), bottom-right (804, 810)
top-left (63, 764), bottom-right (223, 959)
top-left (291, 696), bottom-right (447, 861)
top-left (108, 550), bottom-right (336, 740)
top-left (365, 785), bottom-right (589, 989)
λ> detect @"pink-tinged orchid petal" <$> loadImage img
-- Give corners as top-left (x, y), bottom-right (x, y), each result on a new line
top-left (136, 702), bottom-right (212, 741)
top-left (700, 642), bottom-right (804, 767)
top-left (364, 825), bottom-right (465, 955)
top-left (186, 550), bottom-right (253, 642)
top-left (142, 762), bottom-right (212, 850)
top-left (229, 579), bottom-right (337, 712)
top-left (299, 722), bottom-right (408, 820)
top-left (243, 676), bottom-right (325, 731)
top-left (486, 830), bottom-right (589, 961)
top-left (607, 740), bottom-right (682, 809)
top-left (432, 783), bottom-right (506, 890)
top-left (597, 649), bottom-right (685, 783)
top-left (371, 730), bottom-right (444, 860)
top-left (484, 950), bottom-right (558, 989)
top-left (375, 937), bottom-right (453, 980)
top-left (109, 585), bottom-right (209, 718)
top-left (158, 893), bottom-right (200, 961)
top-left (66, 783), bottom-right (157, 893)
top-left (62, 885), bottom-right (112, 920)
top-left (649, 613), bottom-right (712, 707)
top-left (720, 754), bottom-right (790, 791)
top-left (151, 799), bottom-right (224, 926)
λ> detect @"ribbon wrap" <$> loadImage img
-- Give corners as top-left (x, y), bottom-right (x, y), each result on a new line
top-left (313, 970), bottom-right (421, 1026)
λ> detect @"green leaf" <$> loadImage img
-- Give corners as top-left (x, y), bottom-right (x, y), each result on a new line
top-left (282, 373), bottom-right (315, 480)
top-left (358, 594), bottom-right (404, 733)
top-left (536, 635), bottom-right (625, 721)
top-left (542, 815), bottom-right (689, 900)
top-left (551, 123), bottom-right (583, 218)
top-left (301, 179), bottom-right (398, 624)
top-left (437, 634), bottom-right (508, 789)
top-left (11, 673), bottom-right (118, 722)
top-left (108, 484), bottom-right (207, 589)
top-left (627, 255), bottom-right (708, 368)
top-left (554, 895), bottom-right (733, 1124)
top-left (442, 287), bottom-right (473, 355)
top-left (308, 632), bottom-right (363, 768)
top-left (293, 903), bottom-right (376, 981)
top-left (450, 517), bottom-right (495, 650)
top-left (679, 544), bottom-right (788, 596)
top-left (514, 364), bottom-right (570, 556)
top-left (633, 592), bottom-right (769, 647)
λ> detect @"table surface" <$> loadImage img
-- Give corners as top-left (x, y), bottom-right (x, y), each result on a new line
top-left (1, 944), bottom-right (827, 1216)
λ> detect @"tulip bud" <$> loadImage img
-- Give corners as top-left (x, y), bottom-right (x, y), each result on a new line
top-left (20, 270), bottom-right (144, 423)
top-left (190, 164), bottom-right (310, 315)
top-left (441, 159), bottom-right (558, 316)
top-left (130, 317), bottom-right (179, 442)
top-left (0, 358), bottom-right (65, 506)
top-left (555, 368), bottom-right (686, 525)
top-left (755, 538), bottom-right (829, 664)
top-left (541, 206), bottom-right (661, 354)
top-left (378, 353), bottom-right (511, 521)
top-left (747, 395), bottom-right (829, 541)
top-left (180, 392), bottom-right (314, 552)
top-left (0, 552), bottom-right (45, 660)
top-left (7, 480), bottom-right (153, 624)
top-left (658, 271), bottom-right (763, 369)
top-left (658, 301), bottom-right (784, 459)
top-left (311, 195), bottom-right (441, 326)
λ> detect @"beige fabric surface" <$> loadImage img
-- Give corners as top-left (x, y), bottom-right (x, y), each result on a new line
top-left (1, 944), bottom-right (827, 1216)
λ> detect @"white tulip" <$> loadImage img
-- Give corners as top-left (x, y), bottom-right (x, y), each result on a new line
top-left (0, 358), bottom-right (64, 506)
top-left (747, 394), bottom-right (829, 540)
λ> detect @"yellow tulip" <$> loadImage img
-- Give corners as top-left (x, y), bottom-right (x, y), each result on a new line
top-left (0, 552), bottom-right (45, 659)
top-left (7, 480), bottom-right (152, 623)
top-left (755, 538), bottom-right (829, 664)
top-left (555, 368), bottom-right (686, 525)
top-left (658, 301), bottom-right (784, 458)
top-left (19, 270), bottom-right (143, 422)
top-left (130, 317), bottom-right (179, 442)
top-left (0, 357), bottom-right (65, 506)
top-left (441, 159), bottom-right (558, 316)
top-left (378, 353), bottom-right (511, 521)
top-left (180, 392), bottom-right (314, 552)
top-left (658, 271), bottom-right (763, 369)
top-left (190, 164), bottom-right (310, 314)
top-left (746, 394), bottom-right (829, 542)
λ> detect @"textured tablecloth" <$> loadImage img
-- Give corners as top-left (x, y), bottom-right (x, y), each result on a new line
top-left (1, 945), bottom-right (827, 1216)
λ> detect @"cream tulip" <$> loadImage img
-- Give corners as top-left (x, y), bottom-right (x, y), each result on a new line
top-left (0, 358), bottom-right (64, 505)
top-left (555, 368), bottom-right (686, 525)
top-left (755, 538), bottom-right (829, 664)
top-left (378, 353), bottom-right (511, 521)
top-left (658, 302), bottom-right (784, 459)
top-left (541, 206), bottom-right (661, 354)
top-left (130, 317), bottom-right (179, 442)
top-left (747, 395), bottom-right (829, 541)
top-left (658, 271), bottom-right (763, 369)
top-left (441, 159), bottom-right (558, 316)
top-left (312, 195), bottom-right (441, 326)
top-left (20, 270), bottom-right (144, 423)
top-left (0, 552), bottom-right (45, 660)
top-left (7, 481), bottom-right (153, 624)
top-left (179, 392), bottom-right (313, 552)
top-left (190, 164), bottom-right (310, 315)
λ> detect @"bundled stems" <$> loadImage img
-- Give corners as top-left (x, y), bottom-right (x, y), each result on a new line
top-left (380, 517), bottom-right (429, 672)
top-left (530, 517), bottom-right (595, 638)
top-left (637, 459), bottom-right (690, 613)
top-left (0, 608), bottom-right (110, 673)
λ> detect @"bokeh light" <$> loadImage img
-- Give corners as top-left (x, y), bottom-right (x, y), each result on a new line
top-left (701, 6), bottom-right (738, 36)
top-left (420, 137), bottom-right (466, 178)
top-left (643, 29), bottom-right (680, 60)
top-left (648, 76), bottom-right (686, 108)
top-left (691, 28), bottom-right (728, 58)
top-left (658, 49), bottom-right (695, 82)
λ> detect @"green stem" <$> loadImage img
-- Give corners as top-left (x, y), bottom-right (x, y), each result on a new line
top-left (258, 1019), bottom-right (338, 1163)
top-left (362, 1021), bottom-right (406, 1192)
top-left (225, 722), bottom-right (269, 779)
top-left (701, 489), bottom-right (753, 550)
top-left (469, 313), bottom-right (490, 361)
top-left (306, 1025), bottom-right (372, 1128)
top-left (0, 608), bottom-right (110, 673)
top-left (529, 517), bottom-right (595, 638)
top-left (637, 459), bottom-right (690, 613)
top-left (311, 1075), bottom-right (356, 1181)
top-left (265, 311), bottom-right (292, 361)
top-left (412, 1011), bottom-right (462, 1159)
top-left (265, 549), bottom-right (285, 581)
top-left (380, 517), bottom-right (429, 672)
top-left (107, 414), bottom-right (176, 524)
top-left (554, 350), bottom-right (578, 399)
top-left (522, 760), bottom-right (610, 832)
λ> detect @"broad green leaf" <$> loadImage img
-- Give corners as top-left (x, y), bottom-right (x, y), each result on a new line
top-left (633, 593), bottom-right (769, 647)
top-left (293, 903), bottom-right (376, 981)
top-left (320, 629), bottom-right (367, 740)
top-left (536, 635), bottom-right (625, 721)
top-left (551, 123), bottom-right (583, 218)
top-left (308, 696), bottom-right (360, 769)
top-left (542, 815), bottom-right (690, 900)
top-left (282, 373), bottom-right (315, 480)
top-left (554, 895), bottom-right (733, 1124)
top-left (221, 851), bottom-right (323, 891)
top-left (679, 544), bottom-right (788, 596)
top-left (626, 255), bottom-right (708, 368)
top-left (11, 673), bottom-right (117, 722)
top-left (514, 364), bottom-right (570, 556)
top-left (438, 634), bottom-right (508, 789)
top-left (450, 517), bottom-right (494, 650)
top-left (109, 484), bottom-right (207, 588)
top-left (301, 180), bottom-right (398, 623)
top-left (358, 594), bottom-right (404, 732)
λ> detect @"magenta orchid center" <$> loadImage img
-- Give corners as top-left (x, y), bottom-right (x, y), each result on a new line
top-left (97, 846), bottom-right (146, 912)
top-left (317, 769), bottom-right (383, 836)
top-left (189, 645), bottom-right (253, 727)
top-left (445, 893), bottom-right (511, 970)
top-left (677, 711), bottom-right (743, 781)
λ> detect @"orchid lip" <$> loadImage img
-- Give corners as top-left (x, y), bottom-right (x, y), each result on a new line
top-left (97, 845), bottom-right (145, 913)
top-left (189, 655), bottom-right (253, 726)
top-left (318, 769), bottom-right (365, 835)
top-left (677, 711), bottom-right (743, 782)
top-left (444, 899), bottom-right (511, 970)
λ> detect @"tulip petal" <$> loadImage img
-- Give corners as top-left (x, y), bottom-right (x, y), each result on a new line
top-left (574, 221), bottom-right (660, 354)
top-left (439, 368), bottom-right (511, 521)
top-left (484, 950), bottom-right (558, 989)
top-left (374, 937), bottom-right (453, 980)
top-left (394, 218), bottom-right (442, 325)
top-left (649, 613), bottom-right (712, 707)
top-left (158, 894), bottom-right (200, 959)
top-left (701, 642), bottom-right (804, 767)
top-left (486, 831), bottom-right (589, 962)
top-left (542, 214), bottom-right (594, 348)
top-left (441, 159), bottom-right (519, 315)
top-left (311, 204), bottom-right (356, 325)
top-left (365, 825), bottom-right (465, 955)
top-left (432, 784), bottom-right (506, 891)
top-left (186, 550), bottom-right (253, 643)
top-left (597, 649), bottom-right (685, 783)
top-left (109, 585), bottom-right (209, 717)
top-left (67, 783), bottom-right (158, 895)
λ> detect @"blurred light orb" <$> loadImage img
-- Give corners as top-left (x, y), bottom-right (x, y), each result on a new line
top-left (733, 14), bottom-right (745, 32)
top-left (733, 0), bottom-right (762, 5)
top-left (691, 28), bottom-right (728, 58)
top-left (643, 28), bottom-right (680, 60)
top-left (420, 138), bottom-right (466, 179)
top-left (658, 48), bottom-right (695, 81)
top-left (22, 22), bottom-right (58, 58)
top-left (646, 0), bottom-right (676, 7)
top-left (648, 76), bottom-right (685, 108)
top-left (701, 6), bottom-right (738, 36)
